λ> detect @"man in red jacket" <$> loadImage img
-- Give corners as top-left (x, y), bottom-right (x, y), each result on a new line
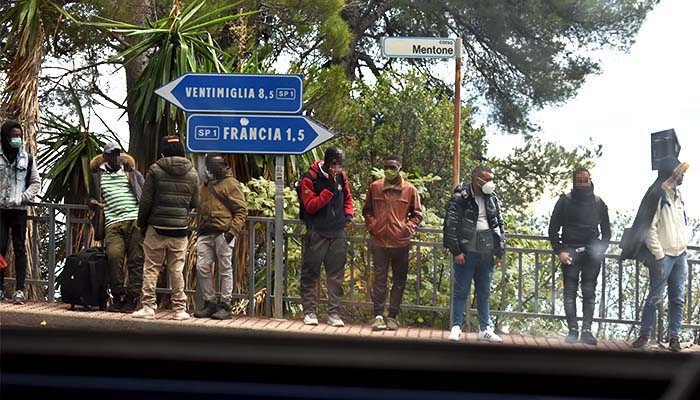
top-left (299, 147), bottom-right (354, 327)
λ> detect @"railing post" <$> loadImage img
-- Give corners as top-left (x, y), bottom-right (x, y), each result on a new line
top-left (48, 205), bottom-right (56, 302)
top-left (65, 208), bottom-right (73, 256)
top-left (248, 220), bottom-right (255, 316)
top-left (656, 304), bottom-right (664, 343)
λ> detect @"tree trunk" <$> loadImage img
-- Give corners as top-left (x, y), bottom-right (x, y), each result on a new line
top-left (122, 0), bottom-right (156, 173)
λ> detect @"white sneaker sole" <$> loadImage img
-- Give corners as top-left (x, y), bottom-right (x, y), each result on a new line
top-left (132, 313), bottom-right (155, 320)
top-left (328, 321), bottom-right (345, 327)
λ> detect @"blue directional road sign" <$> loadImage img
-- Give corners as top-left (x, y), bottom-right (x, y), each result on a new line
top-left (156, 73), bottom-right (303, 114)
top-left (187, 114), bottom-right (334, 154)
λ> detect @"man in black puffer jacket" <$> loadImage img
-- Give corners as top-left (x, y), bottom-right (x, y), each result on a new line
top-left (548, 168), bottom-right (611, 345)
top-left (133, 136), bottom-right (199, 321)
top-left (443, 166), bottom-right (505, 342)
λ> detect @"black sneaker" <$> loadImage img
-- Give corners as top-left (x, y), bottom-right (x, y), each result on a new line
top-left (565, 330), bottom-right (579, 343)
top-left (107, 295), bottom-right (125, 312)
top-left (194, 301), bottom-right (218, 318)
top-left (669, 336), bottom-right (681, 352)
top-left (580, 330), bottom-right (597, 346)
top-left (119, 296), bottom-right (138, 313)
top-left (632, 335), bottom-right (649, 348)
top-left (211, 302), bottom-right (232, 320)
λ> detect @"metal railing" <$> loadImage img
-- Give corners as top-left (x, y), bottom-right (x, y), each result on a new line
top-left (6, 203), bottom-right (699, 341)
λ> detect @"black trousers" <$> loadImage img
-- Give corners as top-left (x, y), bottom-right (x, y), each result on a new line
top-left (0, 209), bottom-right (28, 292)
top-left (300, 230), bottom-right (346, 315)
top-left (371, 245), bottom-right (409, 318)
top-left (561, 251), bottom-right (602, 331)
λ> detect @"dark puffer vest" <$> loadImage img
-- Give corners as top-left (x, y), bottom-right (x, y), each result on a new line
top-left (138, 156), bottom-right (199, 230)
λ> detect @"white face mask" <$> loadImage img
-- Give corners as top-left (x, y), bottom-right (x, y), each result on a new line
top-left (481, 180), bottom-right (496, 195)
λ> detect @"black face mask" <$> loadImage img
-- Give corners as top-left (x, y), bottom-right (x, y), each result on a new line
top-left (572, 185), bottom-right (594, 201)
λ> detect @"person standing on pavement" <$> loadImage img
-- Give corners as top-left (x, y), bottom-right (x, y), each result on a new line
top-left (89, 143), bottom-right (144, 313)
top-left (132, 136), bottom-right (199, 321)
top-left (548, 168), bottom-right (611, 345)
top-left (0, 120), bottom-right (41, 304)
top-left (193, 154), bottom-right (247, 320)
top-left (443, 166), bottom-right (505, 343)
top-left (299, 147), bottom-right (354, 327)
top-left (363, 155), bottom-right (422, 332)
top-left (629, 158), bottom-right (690, 352)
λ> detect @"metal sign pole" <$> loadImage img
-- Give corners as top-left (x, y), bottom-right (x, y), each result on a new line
top-left (273, 155), bottom-right (285, 318)
top-left (453, 37), bottom-right (462, 189)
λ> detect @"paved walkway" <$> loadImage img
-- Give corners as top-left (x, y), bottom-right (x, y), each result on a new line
top-left (1, 302), bottom-right (697, 353)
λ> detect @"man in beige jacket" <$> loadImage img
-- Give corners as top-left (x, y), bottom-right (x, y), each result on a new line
top-left (632, 158), bottom-right (690, 352)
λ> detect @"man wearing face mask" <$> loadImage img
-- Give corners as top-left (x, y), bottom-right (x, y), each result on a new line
top-left (193, 154), bottom-right (247, 320)
top-left (89, 142), bottom-right (145, 312)
top-left (548, 168), bottom-right (611, 345)
top-left (443, 166), bottom-right (505, 342)
top-left (628, 158), bottom-right (690, 352)
top-left (0, 120), bottom-right (41, 304)
top-left (299, 147), bottom-right (354, 327)
top-left (363, 155), bottom-right (422, 331)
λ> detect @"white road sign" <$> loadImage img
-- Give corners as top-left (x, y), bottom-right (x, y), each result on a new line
top-left (381, 37), bottom-right (458, 59)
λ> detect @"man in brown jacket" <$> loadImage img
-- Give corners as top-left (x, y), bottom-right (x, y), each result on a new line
top-left (363, 155), bottom-right (422, 331)
top-left (194, 154), bottom-right (248, 320)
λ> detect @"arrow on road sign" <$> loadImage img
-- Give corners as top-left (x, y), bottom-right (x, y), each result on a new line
top-left (187, 114), bottom-right (334, 154)
top-left (156, 73), bottom-right (303, 114)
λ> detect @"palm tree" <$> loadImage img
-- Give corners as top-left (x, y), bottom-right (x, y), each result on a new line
top-left (0, 0), bottom-right (65, 300)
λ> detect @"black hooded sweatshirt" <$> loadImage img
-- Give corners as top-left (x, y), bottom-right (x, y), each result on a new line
top-left (548, 185), bottom-right (611, 254)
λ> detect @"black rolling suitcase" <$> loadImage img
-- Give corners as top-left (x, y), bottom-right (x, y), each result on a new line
top-left (60, 247), bottom-right (109, 311)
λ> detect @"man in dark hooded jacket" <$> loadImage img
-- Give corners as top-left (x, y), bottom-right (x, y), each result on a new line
top-left (548, 168), bottom-right (611, 345)
top-left (132, 136), bottom-right (199, 321)
top-left (0, 120), bottom-right (41, 304)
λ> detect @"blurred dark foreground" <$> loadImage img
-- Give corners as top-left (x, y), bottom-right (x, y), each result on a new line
top-left (1, 325), bottom-right (698, 400)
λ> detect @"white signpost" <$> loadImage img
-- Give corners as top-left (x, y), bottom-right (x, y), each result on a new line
top-left (381, 36), bottom-right (463, 188)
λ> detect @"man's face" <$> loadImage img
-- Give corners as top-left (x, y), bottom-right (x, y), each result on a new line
top-left (383, 159), bottom-right (401, 171)
top-left (327, 163), bottom-right (343, 176)
top-left (103, 151), bottom-right (121, 169)
top-left (472, 171), bottom-right (494, 191)
top-left (206, 156), bottom-right (227, 174)
top-left (574, 171), bottom-right (592, 188)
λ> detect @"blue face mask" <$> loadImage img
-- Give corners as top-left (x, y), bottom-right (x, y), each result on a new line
top-left (9, 138), bottom-right (22, 149)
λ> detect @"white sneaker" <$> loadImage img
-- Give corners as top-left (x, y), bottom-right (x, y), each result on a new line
top-left (132, 306), bottom-right (155, 320)
top-left (171, 311), bottom-right (190, 321)
top-left (448, 325), bottom-right (462, 341)
top-left (478, 327), bottom-right (503, 342)
top-left (327, 313), bottom-right (345, 327)
top-left (303, 313), bottom-right (319, 325)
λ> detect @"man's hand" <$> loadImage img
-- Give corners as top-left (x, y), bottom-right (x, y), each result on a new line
top-left (89, 199), bottom-right (102, 208)
top-left (345, 215), bottom-right (354, 228)
top-left (454, 253), bottom-right (465, 265)
top-left (224, 232), bottom-right (234, 243)
top-left (494, 256), bottom-right (501, 266)
top-left (559, 252), bottom-right (572, 265)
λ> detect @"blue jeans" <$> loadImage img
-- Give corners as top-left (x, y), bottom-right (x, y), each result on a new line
top-left (452, 252), bottom-right (494, 331)
top-left (639, 252), bottom-right (688, 338)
